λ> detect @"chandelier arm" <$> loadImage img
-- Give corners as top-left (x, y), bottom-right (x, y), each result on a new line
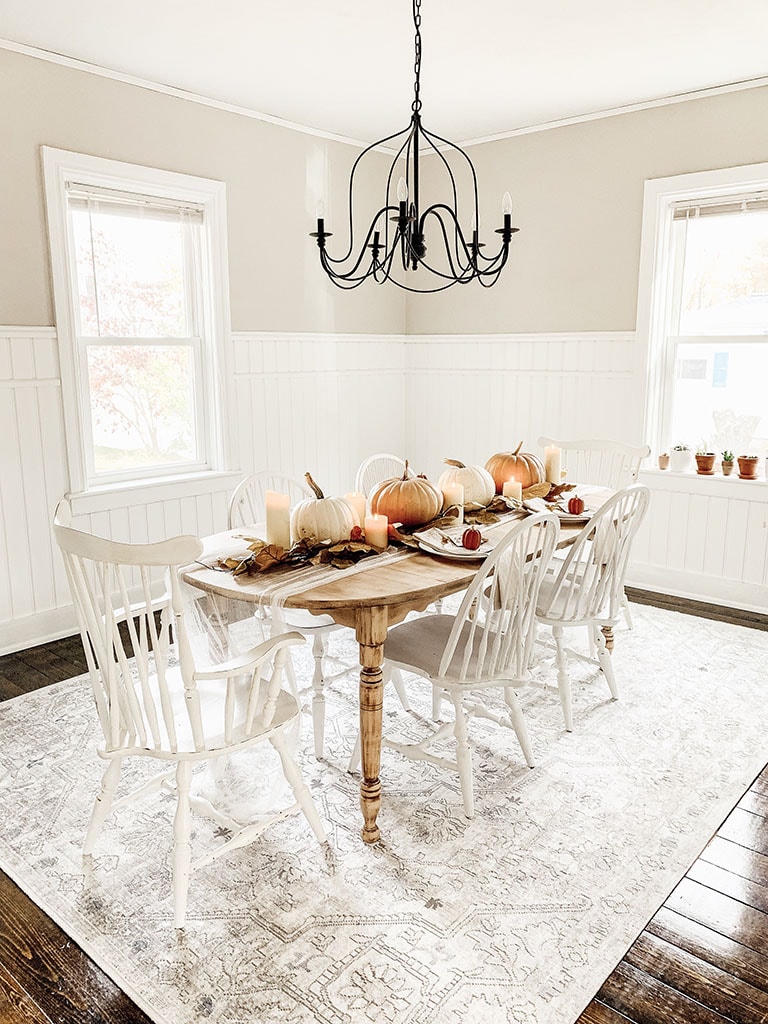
top-left (413, 207), bottom-right (478, 281)
top-left (321, 207), bottom-right (400, 274)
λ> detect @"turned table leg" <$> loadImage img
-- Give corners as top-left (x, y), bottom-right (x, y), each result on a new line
top-left (356, 606), bottom-right (387, 844)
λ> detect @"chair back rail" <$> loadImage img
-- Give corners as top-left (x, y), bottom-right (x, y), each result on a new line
top-left (229, 472), bottom-right (311, 530)
top-left (354, 454), bottom-right (413, 497)
top-left (543, 485), bottom-right (650, 623)
top-left (439, 512), bottom-right (559, 682)
top-left (538, 436), bottom-right (650, 489)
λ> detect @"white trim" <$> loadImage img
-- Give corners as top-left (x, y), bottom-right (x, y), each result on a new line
top-left (0, 38), bottom-right (375, 151)
top-left (0, 325), bottom-right (56, 336)
top-left (635, 160), bottom-right (768, 455)
top-left (626, 564), bottom-right (768, 616)
top-left (638, 466), bottom-right (768, 498)
top-left (41, 147), bottom-right (235, 493)
top-left (4, 37), bottom-right (768, 152)
top-left (457, 76), bottom-right (768, 149)
top-left (66, 470), bottom-right (242, 517)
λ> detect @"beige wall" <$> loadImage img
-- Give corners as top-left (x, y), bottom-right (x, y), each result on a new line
top-left (0, 47), bottom-right (405, 335)
top-left (407, 86), bottom-right (768, 335)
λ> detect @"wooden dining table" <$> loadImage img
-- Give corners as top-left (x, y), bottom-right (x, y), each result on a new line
top-left (181, 514), bottom-right (593, 845)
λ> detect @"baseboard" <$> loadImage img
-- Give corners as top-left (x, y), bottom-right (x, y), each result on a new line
top-left (626, 587), bottom-right (768, 632)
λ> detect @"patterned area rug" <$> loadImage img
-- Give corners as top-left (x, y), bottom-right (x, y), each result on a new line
top-left (1, 603), bottom-right (767, 1024)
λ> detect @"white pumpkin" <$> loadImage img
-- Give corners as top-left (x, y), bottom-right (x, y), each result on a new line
top-left (291, 473), bottom-right (359, 544)
top-left (437, 458), bottom-right (495, 508)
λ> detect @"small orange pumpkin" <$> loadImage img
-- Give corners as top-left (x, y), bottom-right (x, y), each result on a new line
top-left (369, 460), bottom-right (442, 527)
top-left (485, 442), bottom-right (545, 493)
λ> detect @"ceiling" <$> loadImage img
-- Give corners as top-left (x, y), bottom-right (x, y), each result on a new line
top-left (3, 0), bottom-right (768, 144)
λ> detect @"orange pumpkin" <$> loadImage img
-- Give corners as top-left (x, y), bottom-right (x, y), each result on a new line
top-left (485, 442), bottom-right (545, 493)
top-left (369, 460), bottom-right (442, 527)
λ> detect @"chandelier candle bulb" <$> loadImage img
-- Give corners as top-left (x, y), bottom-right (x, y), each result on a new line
top-left (442, 482), bottom-right (464, 523)
top-left (344, 492), bottom-right (366, 525)
top-left (503, 479), bottom-right (523, 501)
top-left (265, 491), bottom-right (291, 549)
top-left (544, 446), bottom-right (562, 485)
top-left (364, 514), bottom-right (388, 550)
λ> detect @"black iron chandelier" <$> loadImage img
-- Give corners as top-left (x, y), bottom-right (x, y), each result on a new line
top-left (310, 0), bottom-right (518, 292)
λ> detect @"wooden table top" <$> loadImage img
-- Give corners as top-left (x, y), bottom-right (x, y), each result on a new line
top-left (181, 514), bottom-right (585, 616)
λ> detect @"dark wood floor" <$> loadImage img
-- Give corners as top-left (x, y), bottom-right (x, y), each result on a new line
top-left (1, 594), bottom-right (767, 1024)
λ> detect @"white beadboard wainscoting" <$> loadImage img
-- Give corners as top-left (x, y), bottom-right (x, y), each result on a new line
top-left (1, 327), bottom-right (765, 654)
top-left (632, 469), bottom-right (768, 613)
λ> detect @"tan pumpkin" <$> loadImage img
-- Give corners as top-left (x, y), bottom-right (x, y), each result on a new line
top-left (291, 472), bottom-right (359, 544)
top-left (369, 461), bottom-right (442, 527)
top-left (485, 442), bottom-right (545, 492)
top-left (437, 458), bottom-right (495, 508)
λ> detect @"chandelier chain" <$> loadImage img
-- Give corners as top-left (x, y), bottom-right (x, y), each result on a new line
top-left (412, 0), bottom-right (422, 114)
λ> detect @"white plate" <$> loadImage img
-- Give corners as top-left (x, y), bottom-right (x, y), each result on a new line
top-left (414, 528), bottom-right (493, 560)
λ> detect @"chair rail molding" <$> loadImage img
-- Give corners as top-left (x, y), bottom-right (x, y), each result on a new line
top-left (1, 325), bottom-right (764, 654)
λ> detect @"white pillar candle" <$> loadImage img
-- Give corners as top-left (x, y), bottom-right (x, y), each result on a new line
top-left (544, 445), bottom-right (562, 485)
top-left (265, 490), bottom-right (291, 549)
top-left (503, 479), bottom-right (523, 501)
top-left (344, 491), bottom-right (366, 526)
top-left (442, 482), bottom-right (464, 523)
top-left (364, 513), bottom-right (388, 549)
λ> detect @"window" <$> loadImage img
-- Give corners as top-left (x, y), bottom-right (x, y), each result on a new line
top-left (637, 163), bottom-right (768, 460)
top-left (43, 149), bottom-right (233, 492)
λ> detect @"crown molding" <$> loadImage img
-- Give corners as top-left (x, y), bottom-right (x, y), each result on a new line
top-left (3, 36), bottom-right (768, 152)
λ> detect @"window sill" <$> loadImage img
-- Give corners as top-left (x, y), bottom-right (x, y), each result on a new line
top-left (68, 470), bottom-right (242, 516)
top-left (639, 467), bottom-right (768, 500)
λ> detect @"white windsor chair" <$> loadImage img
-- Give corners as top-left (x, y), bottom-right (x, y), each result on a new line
top-left (537, 436), bottom-right (650, 628)
top-left (350, 512), bottom-right (560, 818)
top-left (229, 471), bottom-right (411, 759)
top-left (535, 484), bottom-right (650, 731)
top-left (53, 501), bottom-right (326, 928)
top-left (354, 453), bottom-right (413, 497)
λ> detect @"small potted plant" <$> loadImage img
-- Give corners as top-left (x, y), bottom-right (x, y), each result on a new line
top-left (695, 446), bottom-right (716, 475)
top-left (669, 444), bottom-right (692, 473)
top-left (737, 454), bottom-right (760, 479)
top-left (721, 450), bottom-right (735, 476)
top-left (657, 452), bottom-right (670, 470)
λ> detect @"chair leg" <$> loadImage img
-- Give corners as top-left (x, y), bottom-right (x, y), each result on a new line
top-left (595, 626), bottom-right (619, 700)
top-left (504, 686), bottom-right (535, 768)
top-left (172, 760), bottom-right (193, 930)
top-left (553, 625), bottom-right (574, 732)
top-left (432, 686), bottom-right (444, 721)
top-left (84, 757), bottom-right (123, 855)
top-left (621, 591), bottom-right (634, 630)
top-left (270, 732), bottom-right (327, 844)
top-left (450, 693), bottom-right (474, 819)
top-left (346, 732), bottom-right (361, 774)
top-left (311, 634), bottom-right (326, 760)
top-left (391, 666), bottom-right (411, 712)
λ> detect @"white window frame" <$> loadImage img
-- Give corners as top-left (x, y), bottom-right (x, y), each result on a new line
top-left (42, 147), bottom-right (235, 498)
top-left (636, 160), bottom-right (768, 456)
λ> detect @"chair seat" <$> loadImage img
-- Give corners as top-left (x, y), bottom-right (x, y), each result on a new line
top-left (385, 614), bottom-right (524, 686)
top-left (278, 609), bottom-right (337, 631)
top-left (117, 667), bottom-right (299, 757)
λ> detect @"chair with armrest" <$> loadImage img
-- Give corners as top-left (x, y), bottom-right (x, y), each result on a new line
top-left (229, 471), bottom-right (411, 759)
top-left (534, 484), bottom-right (650, 731)
top-left (350, 512), bottom-right (559, 818)
top-left (53, 501), bottom-right (326, 929)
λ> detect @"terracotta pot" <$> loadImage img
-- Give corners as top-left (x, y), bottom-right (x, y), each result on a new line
top-left (737, 456), bottom-right (759, 480)
top-left (721, 461), bottom-right (734, 476)
top-left (695, 453), bottom-right (716, 475)
top-left (657, 454), bottom-right (670, 470)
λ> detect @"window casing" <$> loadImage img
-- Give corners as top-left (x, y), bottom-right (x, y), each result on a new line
top-left (43, 149), bottom-right (233, 494)
top-left (637, 163), bottom-right (768, 461)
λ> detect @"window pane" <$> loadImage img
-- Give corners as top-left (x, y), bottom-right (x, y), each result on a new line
top-left (87, 346), bottom-right (197, 473)
top-left (669, 341), bottom-right (768, 455)
top-left (679, 211), bottom-right (768, 334)
top-left (72, 208), bottom-right (188, 337)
